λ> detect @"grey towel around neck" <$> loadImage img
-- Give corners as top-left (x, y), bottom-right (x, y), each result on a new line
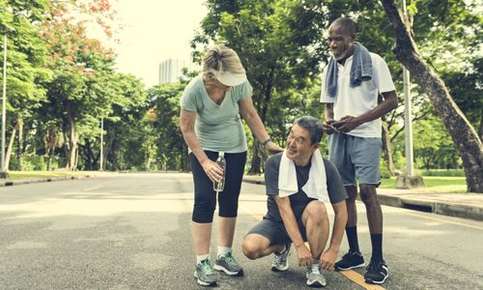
top-left (325, 42), bottom-right (373, 98)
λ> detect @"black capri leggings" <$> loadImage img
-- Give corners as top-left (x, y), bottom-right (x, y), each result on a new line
top-left (190, 150), bottom-right (247, 223)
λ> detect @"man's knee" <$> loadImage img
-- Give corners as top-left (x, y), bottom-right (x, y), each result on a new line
top-left (359, 184), bottom-right (378, 205)
top-left (345, 185), bottom-right (358, 201)
top-left (305, 201), bottom-right (328, 224)
top-left (241, 235), bottom-right (265, 260)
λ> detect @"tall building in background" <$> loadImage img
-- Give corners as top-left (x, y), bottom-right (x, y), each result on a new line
top-left (159, 58), bottom-right (196, 84)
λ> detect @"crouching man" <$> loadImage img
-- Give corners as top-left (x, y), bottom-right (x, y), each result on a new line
top-left (242, 116), bottom-right (348, 288)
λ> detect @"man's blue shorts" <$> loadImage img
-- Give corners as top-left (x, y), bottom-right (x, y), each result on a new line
top-left (328, 132), bottom-right (382, 186)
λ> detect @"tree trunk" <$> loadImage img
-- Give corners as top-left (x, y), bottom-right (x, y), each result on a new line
top-left (16, 118), bottom-right (24, 170)
top-left (63, 131), bottom-right (69, 169)
top-left (67, 114), bottom-right (78, 170)
top-left (102, 135), bottom-right (112, 170)
top-left (45, 127), bottom-right (57, 171)
top-left (81, 140), bottom-right (96, 170)
top-left (74, 145), bottom-right (79, 170)
top-left (180, 143), bottom-right (191, 172)
top-left (479, 110), bottom-right (483, 141)
top-left (248, 139), bottom-right (262, 175)
top-left (104, 135), bottom-right (114, 170)
top-left (381, 0), bottom-right (483, 192)
top-left (248, 69), bottom-right (275, 174)
top-left (5, 125), bottom-right (17, 171)
top-left (381, 122), bottom-right (396, 176)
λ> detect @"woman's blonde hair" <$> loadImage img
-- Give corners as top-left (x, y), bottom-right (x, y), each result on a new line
top-left (202, 45), bottom-right (245, 81)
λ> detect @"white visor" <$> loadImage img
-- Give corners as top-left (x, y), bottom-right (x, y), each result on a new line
top-left (210, 69), bottom-right (247, 87)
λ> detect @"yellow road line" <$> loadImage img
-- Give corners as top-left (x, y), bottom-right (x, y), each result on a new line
top-left (339, 270), bottom-right (386, 290)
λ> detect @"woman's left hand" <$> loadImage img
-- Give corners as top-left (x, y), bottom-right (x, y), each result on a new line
top-left (264, 141), bottom-right (284, 155)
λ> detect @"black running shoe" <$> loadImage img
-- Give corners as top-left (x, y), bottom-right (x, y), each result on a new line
top-left (364, 259), bottom-right (389, 284)
top-left (335, 250), bottom-right (365, 271)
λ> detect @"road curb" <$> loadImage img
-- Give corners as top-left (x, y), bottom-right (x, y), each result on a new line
top-left (243, 177), bottom-right (483, 222)
top-left (0, 175), bottom-right (91, 187)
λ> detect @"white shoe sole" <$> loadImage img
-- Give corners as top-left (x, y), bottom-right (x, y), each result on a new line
top-left (365, 272), bottom-right (389, 284)
top-left (306, 280), bottom-right (327, 288)
top-left (271, 264), bottom-right (289, 272)
top-left (306, 275), bottom-right (327, 287)
top-left (213, 264), bottom-right (242, 276)
top-left (193, 271), bottom-right (217, 286)
top-left (335, 262), bottom-right (365, 271)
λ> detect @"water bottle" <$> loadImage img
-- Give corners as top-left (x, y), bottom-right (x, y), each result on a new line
top-left (213, 152), bottom-right (226, 192)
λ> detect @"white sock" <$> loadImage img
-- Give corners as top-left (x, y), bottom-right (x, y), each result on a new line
top-left (217, 246), bottom-right (232, 257)
top-left (196, 254), bottom-right (209, 264)
top-left (311, 262), bottom-right (321, 273)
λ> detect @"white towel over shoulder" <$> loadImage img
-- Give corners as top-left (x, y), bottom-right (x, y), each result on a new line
top-left (278, 149), bottom-right (329, 202)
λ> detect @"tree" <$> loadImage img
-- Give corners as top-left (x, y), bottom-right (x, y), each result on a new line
top-left (149, 82), bottom-right (189, 171)
top-left (194, 0), bottom-right (328, 173)
top-left (445, 58), bottom-right (483, 140)
top-left (381, 0), bottom-right (483, 192)
top-left (397, 117), bottom-right (459, 170)
top-left (0, 0), bottom-right (52, 170)
top-left (40, 0), bottom-right (119, 170)
top-left (99, 73), bottom-right (147, 171)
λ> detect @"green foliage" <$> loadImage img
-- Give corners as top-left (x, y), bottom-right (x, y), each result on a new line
top-left (194, 0), bottom-right (332, 172)
top-left (0, 0), bottom-right (479, 173)
top-left (380, 176), bottom-right (466, 191)
top-left (1, 0), bottom-right (51, 117)
top-left (393, 116), bottom-right (461, 170)
top-left (380, 159), bottom-right (392, 179)
top-left (148, 82), bottom-right (188, 171)
top-left (99, 73), bottom-right (148, 171)
top-left (10, 154), bottom-right (47, 171)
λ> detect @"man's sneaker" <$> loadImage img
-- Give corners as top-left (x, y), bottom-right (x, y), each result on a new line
top-left (364, 259), bottom-right (389, 284)
top-left (335, 250), bottom-right (365, 271)
top-left (306, 265), bottom-right (327, 287)
top-left (194, 259), bottom-right (217, 287)
top-left (271, 244), bottom-right (291, 272)
top-left (214, 252), bottom-right (244, 276)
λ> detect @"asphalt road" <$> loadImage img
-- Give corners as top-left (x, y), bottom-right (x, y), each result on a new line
top-left (0, 173), bottom-right (482, 289)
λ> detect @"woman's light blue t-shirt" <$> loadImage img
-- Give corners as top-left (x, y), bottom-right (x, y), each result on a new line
top-left (180, 75), bottom-right (253, 153)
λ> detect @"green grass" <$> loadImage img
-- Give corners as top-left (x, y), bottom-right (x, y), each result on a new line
top-left (380, 176), bottom-right (467, 193)
top-left (419, 169), bottom-right (465, 177)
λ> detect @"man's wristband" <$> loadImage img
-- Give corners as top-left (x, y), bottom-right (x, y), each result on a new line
top-left (261, 138), bottom-right (272, 146)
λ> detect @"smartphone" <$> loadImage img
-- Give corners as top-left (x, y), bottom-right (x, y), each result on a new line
top-left (325, 122), bottom-right (339, 133)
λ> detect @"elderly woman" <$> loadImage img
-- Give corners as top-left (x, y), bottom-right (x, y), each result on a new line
top-left (180, 45), bottom-right (281, 286)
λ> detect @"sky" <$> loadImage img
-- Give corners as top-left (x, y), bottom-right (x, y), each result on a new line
top-left (111, 0), bottom-right (207, 87)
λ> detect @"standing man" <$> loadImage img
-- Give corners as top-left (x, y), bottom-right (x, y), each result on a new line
top-left (242, 116), bottom-right (348, 288)
top-left (320, 17), bottom-right (398, 285)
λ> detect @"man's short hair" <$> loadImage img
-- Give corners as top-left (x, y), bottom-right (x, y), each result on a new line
top-left (294, 116), bottom-right (324, 145)
top-left (331, 17), bottom-right (357, 36)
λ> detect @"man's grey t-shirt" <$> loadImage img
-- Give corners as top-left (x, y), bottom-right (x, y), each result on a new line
top-left (264, 153), bottom-right (347, 222)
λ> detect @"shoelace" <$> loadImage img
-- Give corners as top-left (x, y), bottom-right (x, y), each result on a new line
top-left (200, 260), bottom-right (215, 274)
top-left (310, 264), bottom-right (321, 274)
top-left (274, 247), bottom-right (288, 264)
top-left (274, 254), bottom-right (285, 264)
top-left (342, 252), bottom-right (352, 259)
top-left (367, 259), bottom-right (384, 272)
top-left (223, 252), bottom-right (238, 266)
